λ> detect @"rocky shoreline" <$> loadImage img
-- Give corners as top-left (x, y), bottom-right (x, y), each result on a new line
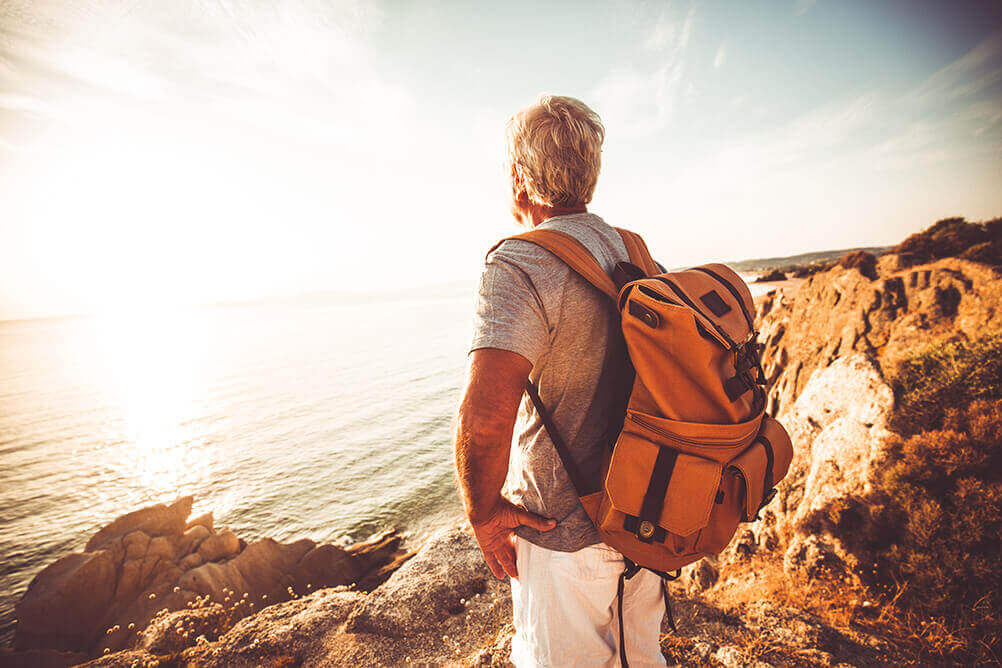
top-left (2, 498), bottom-right (411, 667)
top-left (4, 218), bottom-right (1000, 667)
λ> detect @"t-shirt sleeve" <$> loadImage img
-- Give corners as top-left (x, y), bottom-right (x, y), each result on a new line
top-left (469, 245), bottom-right (550, 366)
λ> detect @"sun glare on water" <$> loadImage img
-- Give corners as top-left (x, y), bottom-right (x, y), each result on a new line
top-left (87, 309), bottom-right (216, 504)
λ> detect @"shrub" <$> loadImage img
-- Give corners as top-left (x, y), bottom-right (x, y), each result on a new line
top-left (754, 269), bottom-right (786, 282)
top-left (837, 250), bottom-right (878, 279)
top-left (892, 217), bottom-right (1002, 267)
top-left (866, 399), bottom-right (1002, 662)
top-left (858, 337), bottom-right (1002, 662)
top-left (888, 335), bottom-right (1002, 436)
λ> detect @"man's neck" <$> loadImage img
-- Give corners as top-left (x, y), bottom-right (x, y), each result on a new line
top-left (527, 203), bottom-right (588, 228)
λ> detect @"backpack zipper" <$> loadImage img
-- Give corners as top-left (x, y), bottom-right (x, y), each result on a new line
top-left (651, 277), bottom-right (737, 349)
top-left (690, 266), bottom-right (755, 333)
top-left (629, 412), bottom-right (748, 446)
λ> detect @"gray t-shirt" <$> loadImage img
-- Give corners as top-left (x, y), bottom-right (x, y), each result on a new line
top-left (469, 212), bottom-right (629, 552)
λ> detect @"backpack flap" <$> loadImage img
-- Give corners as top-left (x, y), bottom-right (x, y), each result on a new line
top-left (605, 431), bottom-right (723, 538)
top-left (728, 416), bottom-right (794, 520)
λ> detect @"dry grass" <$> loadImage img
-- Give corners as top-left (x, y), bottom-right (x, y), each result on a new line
top-left (705, 553), bottom-right (1000, 666)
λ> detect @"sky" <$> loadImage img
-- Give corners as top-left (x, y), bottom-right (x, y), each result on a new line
top-left (0, 0), bottom-right (1000, 320)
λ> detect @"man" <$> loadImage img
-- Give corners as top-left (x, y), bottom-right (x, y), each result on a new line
top-left (453, 95), bottom-right (667, 667)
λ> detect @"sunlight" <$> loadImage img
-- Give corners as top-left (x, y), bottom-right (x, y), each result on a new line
top-left (89, 309), bottom-right (214, 501)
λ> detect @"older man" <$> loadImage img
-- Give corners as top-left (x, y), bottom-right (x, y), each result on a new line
top-left (453, 95), bottom-right (667, 666)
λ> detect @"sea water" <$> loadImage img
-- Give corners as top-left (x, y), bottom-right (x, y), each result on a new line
top-left (0, 272), bottom-right (774, 644)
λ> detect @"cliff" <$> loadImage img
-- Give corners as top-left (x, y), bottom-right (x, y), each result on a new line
top-left (4, 220), bottom-right (1001, 667)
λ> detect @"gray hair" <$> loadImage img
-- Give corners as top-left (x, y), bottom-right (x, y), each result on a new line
top-left (505, 95), bottom-right (605, 208)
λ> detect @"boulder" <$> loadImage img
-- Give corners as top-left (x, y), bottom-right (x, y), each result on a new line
top-left (773, 354), bottom-right (894, 548)
top-left (292, 544), bottom-right (362, 591)
top-left (181, 537), bottom-right (315, 602)
top-left (137, 603), bottom-right (230, 654)
top-left (85, 497), bottom-right (192, 552)
top-left (186, 512), bottom-right (214, 532)
top-left (196, 529), bottom-right (240, 562)
top-left (14, 550), bottom-right (118, 652)
top-left (177, 524), bottom-right (211, 556)
top-left (12, 499), bottom-right (405, 661)
top-left (179, 553), bottom-right (204, 571)
top-left (756, 256), bottom-right (1002, 417)
top-left (345, 524), bottom-right (498, 637)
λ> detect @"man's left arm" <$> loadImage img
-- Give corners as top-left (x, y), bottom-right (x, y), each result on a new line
top-left (454, 348), bottom-right (555, 580)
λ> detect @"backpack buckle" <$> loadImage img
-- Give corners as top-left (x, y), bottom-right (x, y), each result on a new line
top-left (638, 520), bottom-right (655, 539)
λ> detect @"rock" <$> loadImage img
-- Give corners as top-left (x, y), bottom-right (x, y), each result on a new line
top-left (13, 498), bottom-right (404, 662)
top-left (14, 550), bottom-right (118, 652)
top-left (121, 532), bottom-right (149, 561)
top-left (181, 537), bottom-right (314, 602)
top-left (292, 544), bottom-right (362, 591)
top-left (838, 250), bottom-right (878, 280)
top-left (343, 529), bottom-right (406, 591)
top-left (681, 559), bottom-right (718, 593)
top-left (178, 589), bottom-right (362, 667)
top-left (186, 512), bottom-right (214, 532)
top-left (773, 354), bottom-right (894, 551)
top-left (345, 524), bottom-right (498, 637)
top-left (85, 497), bottom-right (192, 552)
top-left (177, 524), bottom-right (212, 556)
top-left (137, 603), bottom-right (229, 654)
top-left (179, 553), bottom-right (204, 571)
top-left (783, 535), bottom-right (846, 579)
top-left (755, 269), bottom-right (786, 282)
top-left (756, 255), bottom-right (1002, 417)
top-left (196, 529), bottom-right (240, 562)
top-left (0, 648), bottom-right (88, 668)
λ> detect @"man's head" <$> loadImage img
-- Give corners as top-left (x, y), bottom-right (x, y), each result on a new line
top-left (505, 95), bottom-right (605, 226)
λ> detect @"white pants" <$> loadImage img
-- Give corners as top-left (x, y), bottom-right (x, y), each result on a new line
top-left (510, 537), bottom-right (668, 667)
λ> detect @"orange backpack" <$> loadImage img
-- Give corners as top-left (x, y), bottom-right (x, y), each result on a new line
top-left (493, 226), bottom-right (793, 650)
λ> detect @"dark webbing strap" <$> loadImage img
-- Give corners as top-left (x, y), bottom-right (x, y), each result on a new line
top-left (759, 435), bottom-right (775, 509)
top-left (618, 558), bottom-right (642, 668)
top-left (637, 447), bottom-right (678, 543)
top-left (617, 558), bottom-right (678, 668)
top-left (525, 380), bottom-right (590, 498)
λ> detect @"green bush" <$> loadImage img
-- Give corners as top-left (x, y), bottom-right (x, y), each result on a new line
top-left (892, 216), bottom-right (1002, 267)
top-left (888, 335), bottom-right (1002, 436)
top-left (862, 337), bottom-right (1002, 661)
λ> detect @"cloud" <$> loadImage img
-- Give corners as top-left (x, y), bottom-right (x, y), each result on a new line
top-left (906, 30), bottom-right (1002, 107)
top-left (793, 0), bottom-right (818, 16)
top-left (714, 43), bottom-right (727, 69)
top-left (0, 0), bottom-right (409, 153)
top-left (594, 5), bottom-right (696, 137)
top-left (667, 29), bottom-right (1002, 189)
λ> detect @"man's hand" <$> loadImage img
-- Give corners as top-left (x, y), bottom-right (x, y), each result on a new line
top-left (471, 497), bottom-right (556, 580)
top-left (454, 348), bottom-right (549, 579)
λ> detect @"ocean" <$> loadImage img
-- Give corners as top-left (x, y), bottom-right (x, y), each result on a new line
top-left (0, 271), bottom-right (775, 644)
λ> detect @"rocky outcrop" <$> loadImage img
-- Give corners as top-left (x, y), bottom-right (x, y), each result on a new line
top-left (9, 498), bottom-right (404, 663)
top-left (75, 524), bottom-right (516, 667)
top-left (692, 252), bottom-right (1002, 596)
top-left (756, 255), bottom-right (1002, 417)
top-left (73, 522), bottom-right (900, 668)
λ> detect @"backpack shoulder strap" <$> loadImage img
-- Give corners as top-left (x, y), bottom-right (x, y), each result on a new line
top-left (615, 228), bottom-right (660, 276)
top-left (487, 228), bottom-right (619, 301)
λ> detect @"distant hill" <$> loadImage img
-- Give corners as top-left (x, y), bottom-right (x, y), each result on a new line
top-left (724, 246), bottom-right (890, 273)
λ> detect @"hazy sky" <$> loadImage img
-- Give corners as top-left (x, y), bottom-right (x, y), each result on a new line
top-left (1, 0), bottom-right (1000, 319)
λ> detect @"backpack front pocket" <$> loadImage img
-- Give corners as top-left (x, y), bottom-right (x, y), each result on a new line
top-left (729, 415), bottom-right (795, 520)
top-left (601, 425), bottom-right (743, 557)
